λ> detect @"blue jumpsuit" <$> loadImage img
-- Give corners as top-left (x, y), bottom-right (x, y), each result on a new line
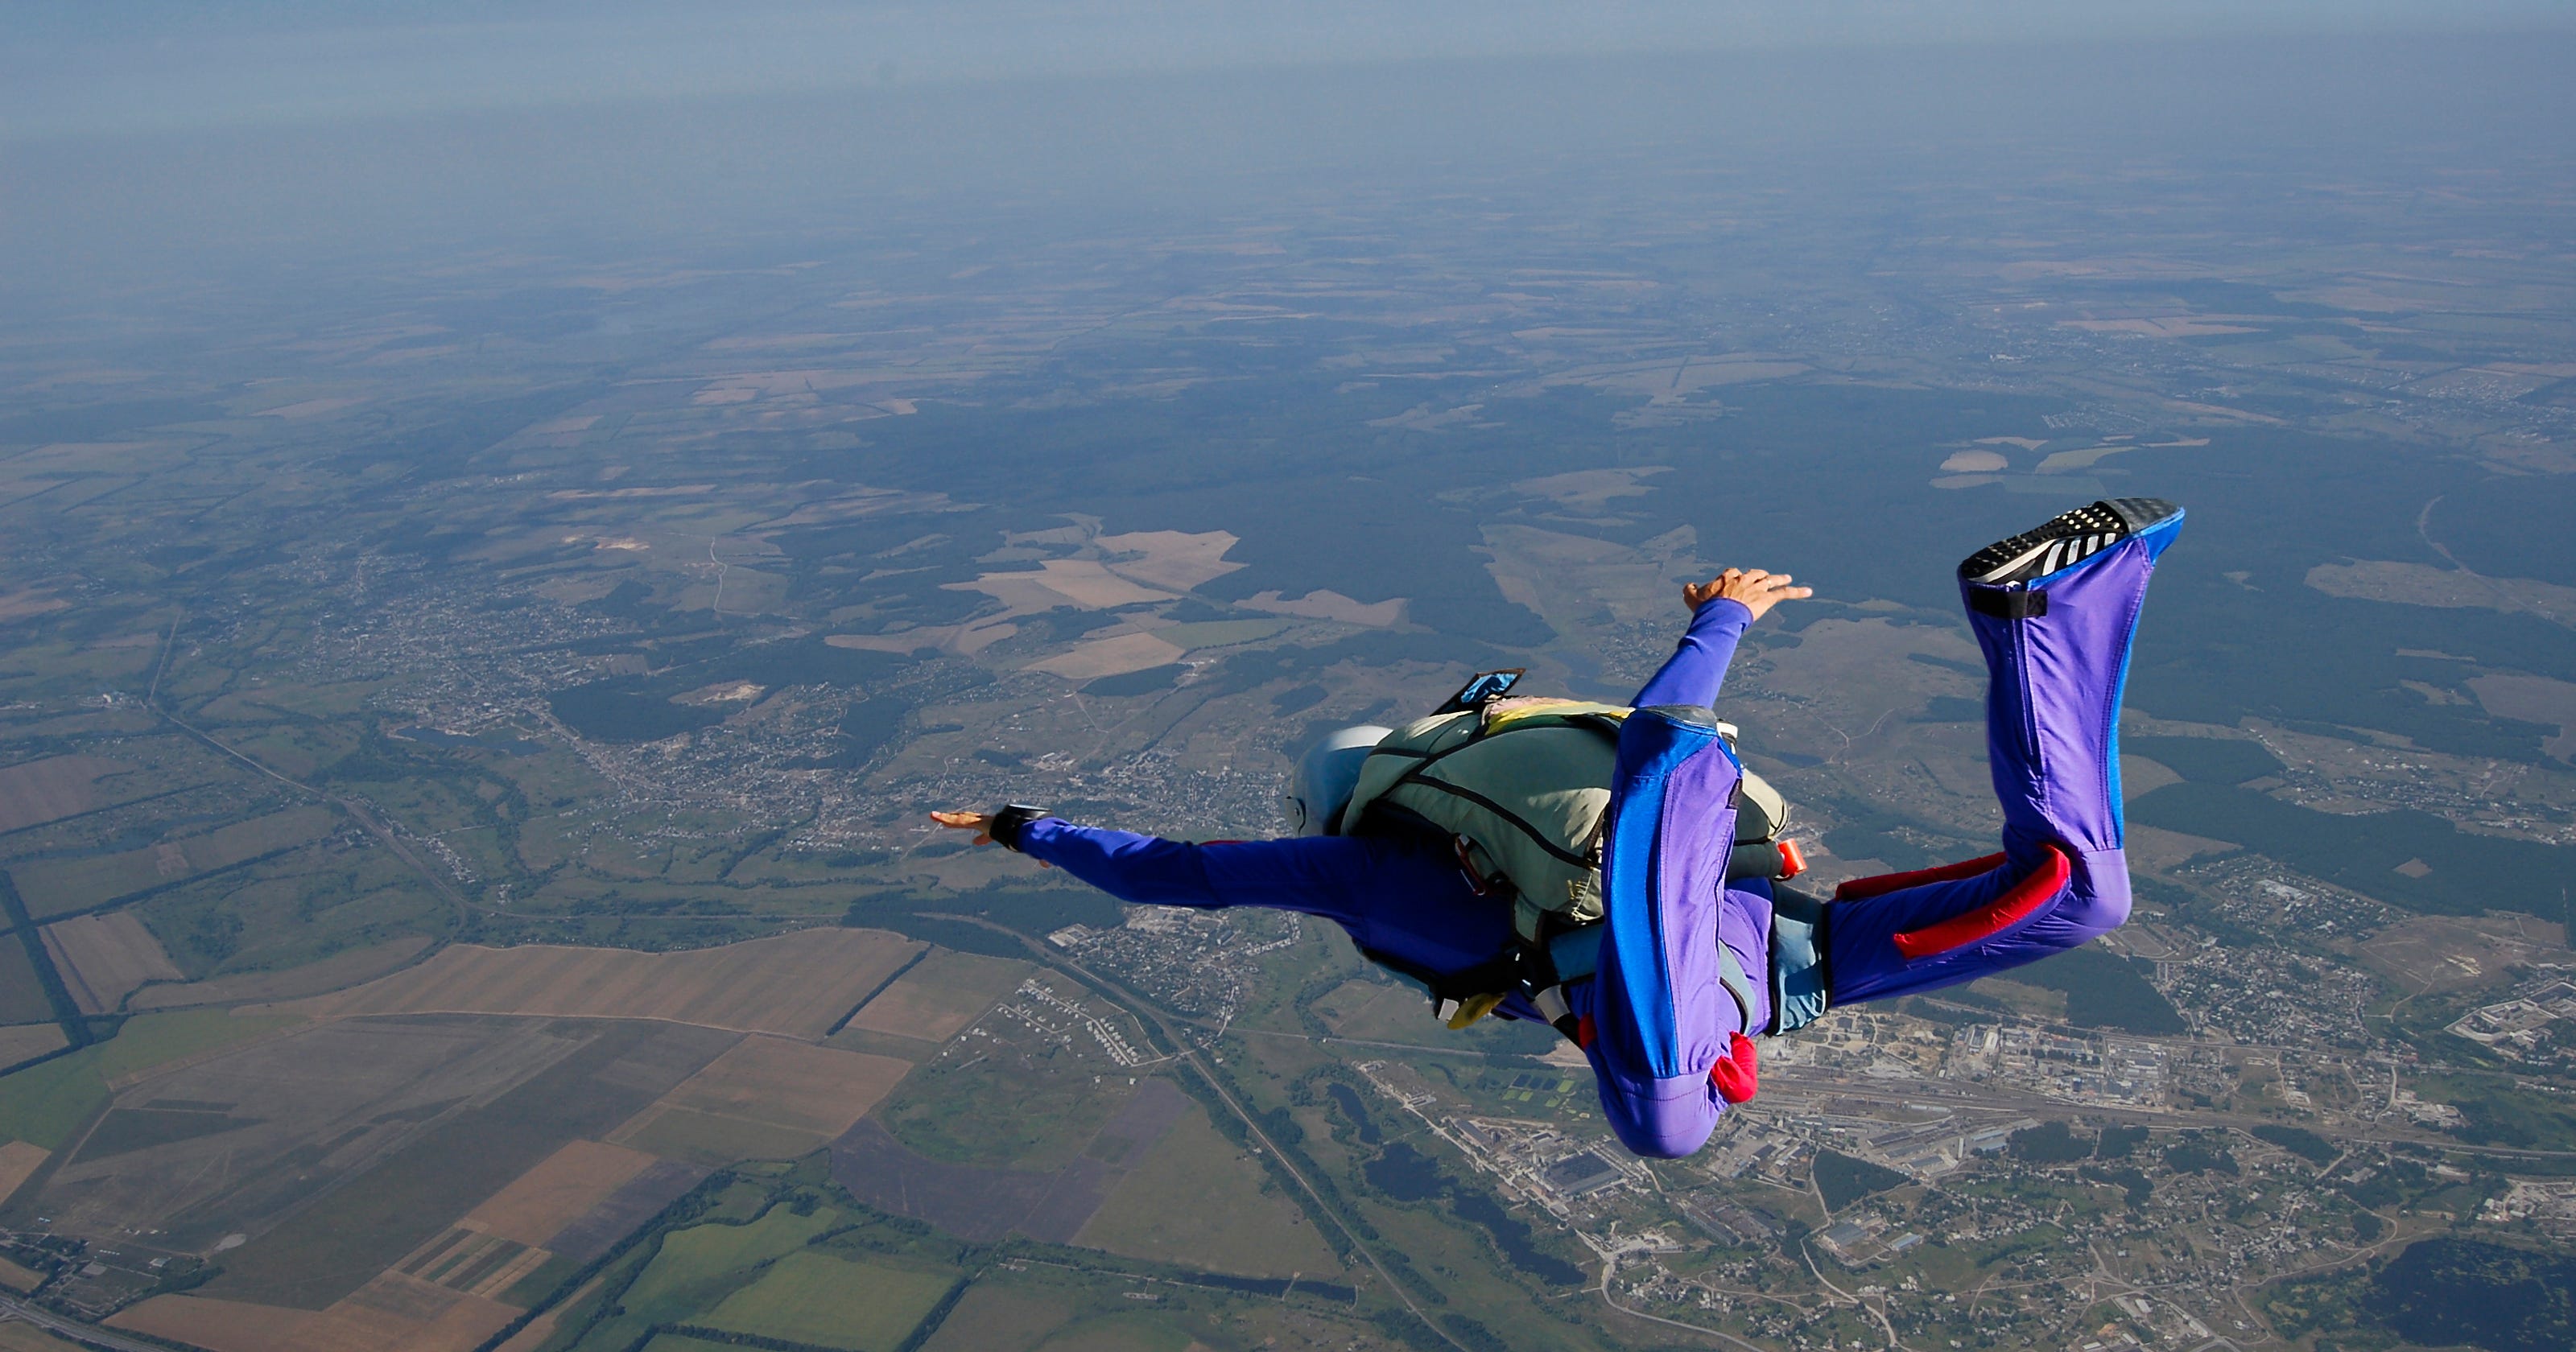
top-left (1012, 521), bottom-right (2176, 1157)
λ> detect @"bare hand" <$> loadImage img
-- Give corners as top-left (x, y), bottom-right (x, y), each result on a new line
top-left (927, 810), bottom-right (1050, 864)
top-left (1682, 568), bottom-right (1814, 621)
top-left (929, 809), bottom-right (993, 845)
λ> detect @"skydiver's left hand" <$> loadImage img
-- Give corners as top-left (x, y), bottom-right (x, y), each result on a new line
top-left (1683, 568), bottom-right (1813, 621)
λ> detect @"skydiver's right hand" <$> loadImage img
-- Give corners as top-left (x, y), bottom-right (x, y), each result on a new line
top-left (930, 810), bottom-right (995, 845)
top-left (1683, 568), bottom-right (1813, 621)
top-left (929, 808), bottom-right (1051, 864)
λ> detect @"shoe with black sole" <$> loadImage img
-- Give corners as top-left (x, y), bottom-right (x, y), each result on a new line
top-left (1958, 497), bottom-right (2181, 587)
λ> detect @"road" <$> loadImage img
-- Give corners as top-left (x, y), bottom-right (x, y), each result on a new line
top-left (1, 1295), bottom-right (163, 1352)
top-left (1596, 1250), bottom-right (1777, 1352)
top-left (149, 704), bottom-right (474, 938)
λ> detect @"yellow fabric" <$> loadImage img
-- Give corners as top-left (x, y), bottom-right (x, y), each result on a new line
top-left (1445, 991), bottom-right (1508, 1028)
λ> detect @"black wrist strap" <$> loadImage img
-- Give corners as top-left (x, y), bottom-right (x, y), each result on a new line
top-left (1967, 586), bottom-right (2048, 619)
top-left (988, 803), bottom-right (1049, 852)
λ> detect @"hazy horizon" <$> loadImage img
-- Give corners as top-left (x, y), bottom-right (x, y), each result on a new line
top-left (7, 19), bottom-right (2574, 303)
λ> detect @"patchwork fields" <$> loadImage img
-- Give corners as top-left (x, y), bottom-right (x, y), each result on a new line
top-left (277, 929), bottom-right (922, 1038)
top-left (4, 913), bottom-right (1274, 1352)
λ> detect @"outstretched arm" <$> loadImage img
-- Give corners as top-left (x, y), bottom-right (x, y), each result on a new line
top-left (926, 810), bottom-right (1517, 975)
top-left (1631, 569), bottom-right (1810, 708)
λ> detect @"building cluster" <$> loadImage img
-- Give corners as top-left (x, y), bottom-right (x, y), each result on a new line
top-left (2449, 978), bottom-right (2576, 1066)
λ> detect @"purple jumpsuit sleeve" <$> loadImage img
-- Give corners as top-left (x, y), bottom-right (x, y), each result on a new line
top-left (1631, 598), bottom-right (1751, 709)
top-left (1015, 819), bottom-right (1514, 979)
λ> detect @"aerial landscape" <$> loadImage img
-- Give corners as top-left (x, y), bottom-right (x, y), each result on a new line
top-left (2, 7), bottom-right (2574, 1352)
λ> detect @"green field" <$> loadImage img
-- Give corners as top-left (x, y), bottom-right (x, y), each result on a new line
top-left (701, 1251), bottom-right (956, 1351)
top-left (96, 1009), bottom-right (303, 1080)
top-left (877, 1034), bottom-right (1138, 1169)
top-left (1031, 1313), bottom-right (1192, 1352)
top-left (12, 806), bottom-right (339, 921)
top-left (0, 1049), bottom-right (109, 1150)
top-left (919, 1284), bottom-right (1073, 1352)
top-left (0, 1010), bottom-right (298, 1150)
top-left (1074, 1102), bottom-right (1340, 1278)
top-left (566, 1203), bottom-right (844, 1352)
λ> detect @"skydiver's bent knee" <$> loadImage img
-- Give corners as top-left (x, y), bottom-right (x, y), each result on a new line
top-left (2057, 844), bottom-right (2132, 940)
top-left (1820, 841), bottom-right (2135, 1007)
top-left (1596, 1073), bottom-right (1724, 1159)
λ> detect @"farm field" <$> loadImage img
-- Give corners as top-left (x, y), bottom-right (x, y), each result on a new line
top-left (539, 1160), bottom-right (712, 1267)
top-left (1072, 1098), bottom-right (1343, 1279)
top-left (1024, 1313), bottom-right (1194, 1352)
top-left (0, 756), bottom-right (143, 835)
top-left (836, 1078), bottom-right (1192, 1244)
top-left (615, 1107), bottom-right (836, 1165)
top-left (109, 1276), bottom-right (518, 1352)
top-left (0, 1253), bottom-right (44, 1292)
top-left (198, 1019), bottom-right (735, 1309)
top-left (280, 930), bottom-right (921, 1039)
top-left (0, 1022), bottom-right (65, 1070)
top-left (0, 944), bottom-right (54, 1026)
top-left (560, 1202), bottom-right (841, 1352)
top-left (646, 1036), bottom-right (910, 1136)
top-left (39, 910), bottom-right (182, 1013)
top-left (843, 949), bottom-right (1029, 1043)
top-left (917, 1283), bottom-right (1073, 1352)
top-left (0, 1009), bottom-right (310, 1151)
top-left (0, 1320), bottom-right (88, 1352)
top-left (0, 1141), bottom-right (47, 1206)
top-left (10, 806), bottom-right (338, 921)
top-left (127, 935), bottom-right (435, 1011)
top-left (699, 1251), bottom-right (955, 1350)
top-left (394, 1227), bottom-right (548, 1299)
top-left (460, 1140), bottom-right (659, 1247)
top-left (613, 1034), bottom-right (912, 1164)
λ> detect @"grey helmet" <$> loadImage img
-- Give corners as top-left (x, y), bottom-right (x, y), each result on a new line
top-left (1282, 724), bottom-right (1392, 837)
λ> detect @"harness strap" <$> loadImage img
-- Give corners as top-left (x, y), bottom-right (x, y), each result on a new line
top-left (1374, 713), bottom-right (1624, 872)
top-left (1380, 897), bottom-right (1780, 1043)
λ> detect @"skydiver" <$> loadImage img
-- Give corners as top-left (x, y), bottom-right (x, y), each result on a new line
top-left (934, 499), bottom-right (2184, 1159)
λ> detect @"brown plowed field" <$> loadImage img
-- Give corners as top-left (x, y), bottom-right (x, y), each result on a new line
top-left (40, 911), bottom-right (183, 1014)
top-left (460, 1139), bottom-right (657, 1246)
top-left (112, 1280), bottom-right (518, 1352)
top-left (647, 1035), bottom-right (911, 1136)
top-left (0, 1024), bottom-right (67, 1070)
top-left (111, 1295), bottom-right (318, 1352)
top-left (277, 929), bottom-right (921, 1039)
top-left (0, 1142), bottom-right (47, 1206)
top-left (845, 949), bottom-right (1030, 1043)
